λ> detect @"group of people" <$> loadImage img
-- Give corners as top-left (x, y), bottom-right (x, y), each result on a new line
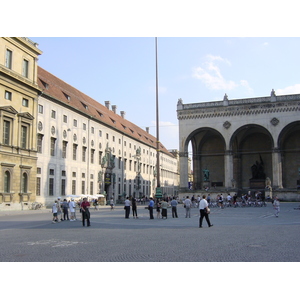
top-left (124, 195), bottom-right (213, 228)
top-left (52, 197), bottom-right (91, 226)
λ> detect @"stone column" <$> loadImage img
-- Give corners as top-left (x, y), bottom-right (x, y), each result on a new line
top-left (224, 150), bottom-right (233, 188)
top-left (272, 147), bottom-right (283, 188)
top-left (179, 151), bottom-right (189, 191)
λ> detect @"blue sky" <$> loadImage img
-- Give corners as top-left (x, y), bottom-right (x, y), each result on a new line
top-left (29, 37), bottom-right (300, 150)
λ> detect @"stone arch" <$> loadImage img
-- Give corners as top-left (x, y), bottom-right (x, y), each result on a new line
top-left (278, 121), bottom-right (300, 188)
top-left (230, 124), bottom-right (274, 189)
top-left (187, 127), bottom-right (226, 190)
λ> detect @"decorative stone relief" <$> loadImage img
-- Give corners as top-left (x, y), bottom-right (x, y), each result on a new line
top-left (38, 121), bottom-right (43, 131)
top-left (223, 121), bottom-right (231, 129)
top-left (270, 117), bottom-right (279, 126)
top-left (51, 126), bottom-right (55, 135)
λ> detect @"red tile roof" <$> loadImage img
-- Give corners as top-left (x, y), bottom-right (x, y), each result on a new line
top-left (37, 66), bottom-right (173, 156)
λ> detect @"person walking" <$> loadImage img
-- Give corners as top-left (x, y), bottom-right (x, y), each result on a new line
top-left (199, 195), bottom-right (213, 228)
top-left (132, 197), bottom-right (138, 218)
top-left (69, 198), bottom-right (76, 221)
top-left (273, 196), bottom-right (280, 217)
top-left (80, 198), bottom-right (91, 227)
top-left (110, 197), bottom-right (114, 210)
top-left (124, 197), bottom-right (131, 219)
top-left (170, 197), bottom-right (178, 218)
top-left (148, 197), bottom-right (154, 219)
top-left (52, 201), bottom-right (58, 223)
top-left (62, 199), bottom-right (70, 220)
top-left (184, 196), bottom-right (192, 218)
top-left (161, 199), bottom-right (168, 219)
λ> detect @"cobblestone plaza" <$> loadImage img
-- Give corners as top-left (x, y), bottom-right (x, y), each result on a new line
top-left (0, 202), bottom-right (299, 262)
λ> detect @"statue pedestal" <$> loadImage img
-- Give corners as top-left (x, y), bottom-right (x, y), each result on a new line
top-left (249, 179), bottom-right (265, 189)
top-left (203, 181), bottom-right (210, 189)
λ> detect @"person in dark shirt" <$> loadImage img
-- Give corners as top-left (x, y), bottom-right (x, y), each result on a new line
top-left (80, 198), bottom-right (91, 227)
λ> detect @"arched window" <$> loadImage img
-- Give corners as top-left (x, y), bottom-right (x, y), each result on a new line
top-left (22, 172), bottom-right (28, 193)
top-left (4, 171), bottom-right (10, 193)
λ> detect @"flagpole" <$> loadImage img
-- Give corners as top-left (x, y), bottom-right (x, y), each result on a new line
top-left (155, 37), bottom-right (162, 199)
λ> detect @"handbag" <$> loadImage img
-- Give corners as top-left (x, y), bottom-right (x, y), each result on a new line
top-left (206, 207), bottom-right (210, 214)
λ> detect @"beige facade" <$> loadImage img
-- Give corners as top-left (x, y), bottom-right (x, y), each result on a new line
top-left (36, 67), bottom-right (179, 207)
top-left (0, 37), bottom-right (42, 209)
top-left (177, 91), bottom-right (300, 201)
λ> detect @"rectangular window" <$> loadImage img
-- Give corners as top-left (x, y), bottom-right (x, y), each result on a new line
top-left (62, 141), bottom-right (67, 158)
top-left (73, 144), bottom-right (77, 160)
top-left (21, 125), bottom-right (27, 148)
top-left (82, 146), bottom-right (87, 162)
top-left (22, 98), bottom-right (29, 107)
top-left (51, 110), bottom-right (56, 119)
top-left (63, 115), bottom-right (67, 123)
top-left (5, 49), bottom-right (12, 69)
top-left (91, 149), bottom-right (95, 164)
top-left (61, 179), bottom-right (66, 196)
top-left (49, 178), bottom-right (54, 196)
top-left (3, 120), bottom-right (10, 145)
top-left (90, 181), bottom-right (94, 195)
top-left (38, 104), bottom-right (43, 114)
top-left (50, 137), bottom-right (56, 156)
top-left (72, 180), bottom-right (76, 195)
top-left (36, 177), bottom-right (41, 196)
top-left (83, 123), bottom-right (86, 130)
top-left (49, 169), bottom-right (54, 175)
top-left (73, 119), bottom-right (77, 127)
top-left (99, 151), bottom-right (103, 165)
top-left (37, 134), bottom-right (43, 153)
top-left (81, 181), bottom-right (85, 194)
top-left (22, 59), bottom-right (29, 77)
top-left (5, 91), bottom-right (12, 100)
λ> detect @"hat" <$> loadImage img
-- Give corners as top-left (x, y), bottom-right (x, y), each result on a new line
top-left (57, 197), bottom-right (61, 200)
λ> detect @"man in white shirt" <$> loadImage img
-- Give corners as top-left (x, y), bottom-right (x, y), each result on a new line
top-left (199, 195), bottom-right (213, 228)
top-left (69, 198), bottom-right (76, 221)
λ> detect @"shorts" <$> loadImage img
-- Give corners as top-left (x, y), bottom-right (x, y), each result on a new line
top-left (53, 213), bottom-right (57, 217)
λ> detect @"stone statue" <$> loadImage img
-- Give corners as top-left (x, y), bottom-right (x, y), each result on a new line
top-left (251, 155), bottom-right (266, 179)
top-left (202, 167), bottom-right (209, 181)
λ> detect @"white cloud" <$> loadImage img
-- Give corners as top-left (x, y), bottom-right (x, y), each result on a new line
top-left (192, 55), bottom-right (237, 90)
top-left (276, 84), bottom-right (300, 95)
top-left (192, 54), bottom-right (253, 94)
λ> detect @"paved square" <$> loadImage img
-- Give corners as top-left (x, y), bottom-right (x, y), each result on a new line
top-left (0, 202), bottom-right (299, 262)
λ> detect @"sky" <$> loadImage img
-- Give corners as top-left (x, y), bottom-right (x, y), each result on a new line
top-left (29, 36), bottom-right (300, 151)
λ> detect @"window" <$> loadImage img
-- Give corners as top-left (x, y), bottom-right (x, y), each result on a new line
top-left (99, 130), bottom-right (102, 137)
top-left (91, 149), bottom-right (95, 164)
top-left (49, 178), bottom-right (54, 196)
top-left (83, 123), bottom-right (86, 130)
top-left (38, 104), bottom-right (43, 114)
top-left (82, 146), bottom-right (87, 162)
top-left (49, 169), bottom-right (55, 175)
top-left (22, 59), bottom-right (29, 77)
top-left (99, 151), bottom-right (103, 165)
top-left (73, 144), bottom-right (77, 160)
top-left (91, 127), bottom-right (94, 134)
top-left (51, 110), bottom-right (56, 119)
top-left (21, 125), bottom-right (28, 148)
top-left (22, 98), bottom-right (29, 107)
top-left (50, 137), bottom-right (56, 156)
top-left (90, 181), bottom-right (94, 195)
top-left (21, 173), bottom-right (28, 193)
top-left (3, 120), bottom-right (11, 145)
top-left (5, 91), bottom-right (12, 100)
top-left (73, 119), bottom-right (77, 127)
top-left (61, 179), bottom-right (66, 196)
top-left (36, 177), bottom-right (41, 196)
top-left (62, 141), bottom-right (68, 158)
top-left (63, 115), bottom-right (67, 123)
top-left (81, 181), bottom-right (85, 194)
top-left (72, 180), bottom-right (76, 194)
top-left (37, 134), bottom-right (43, 153)
top-left (5, 49), bottom-right (12, 69)
top-left (4, 171), bottom-right (11, 193)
